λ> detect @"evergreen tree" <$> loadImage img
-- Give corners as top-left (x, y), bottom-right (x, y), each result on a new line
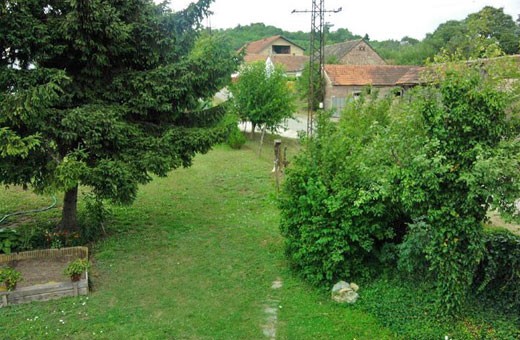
top-left (0, 0), bottom-right (239, 231)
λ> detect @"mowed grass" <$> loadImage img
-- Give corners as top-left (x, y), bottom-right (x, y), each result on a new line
top-left (0, 138), bottom-right (394, 339)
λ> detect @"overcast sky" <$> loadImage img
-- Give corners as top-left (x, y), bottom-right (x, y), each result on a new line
top-left (162, 0), bottom-right (519, 41)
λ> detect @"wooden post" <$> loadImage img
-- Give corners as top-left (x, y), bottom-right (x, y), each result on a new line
top-left (1, 292), bottom-right (8, 307)
top-left (274, 140), bottom-right (282, 192)
top-left (283, 146), bottom-right (289, 169)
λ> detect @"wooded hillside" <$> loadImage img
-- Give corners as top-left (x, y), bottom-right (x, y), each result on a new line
top-left (215, 6), bottom-right (519, 65)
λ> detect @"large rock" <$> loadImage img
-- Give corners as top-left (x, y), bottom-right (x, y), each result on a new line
top-left (331, 281), bottom-right (359, 304)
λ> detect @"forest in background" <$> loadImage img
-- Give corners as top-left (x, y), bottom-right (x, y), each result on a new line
top-left (214, 6), bottom-right (520, 65)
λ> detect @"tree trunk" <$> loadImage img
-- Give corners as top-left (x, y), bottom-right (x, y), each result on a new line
top-left (258, 124), bottom-right (266, 157)
top-left (251, 122), bottom-right (256, 139)
top-left (60, 185), bottom-right (79, 232)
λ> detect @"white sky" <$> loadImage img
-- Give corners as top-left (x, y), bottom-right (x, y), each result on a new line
top-left (162, 0), bottom-right (519, 41)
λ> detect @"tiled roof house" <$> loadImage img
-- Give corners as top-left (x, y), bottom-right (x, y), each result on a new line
top-left (324, 39), bottom-right (386, 65)
top-left (241, 35), bottom-right (307, 77)
top-left (324, 64), bottom-right (424, 114)
top-left (242, 35), bottom-right (305, 56)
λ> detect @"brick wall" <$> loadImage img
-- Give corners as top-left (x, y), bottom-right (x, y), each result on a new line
top-left (340, 41), bottom-right (386, 65)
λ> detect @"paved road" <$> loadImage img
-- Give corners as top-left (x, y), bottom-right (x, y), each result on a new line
top-left (215, 89), bottom-right (308, 139)
top-left (239, 113), bottom-right (308, 139)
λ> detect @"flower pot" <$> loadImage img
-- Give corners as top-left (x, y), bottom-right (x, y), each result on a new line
top-left (71, 273), bottom-right (82, 282)
top-left (5, 280), bottom-right (16, 291)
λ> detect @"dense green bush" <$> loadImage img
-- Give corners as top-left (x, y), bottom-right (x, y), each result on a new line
top-left (280, 57), bottom-right (520, 315)
top-left (0, 221), bottom-right (88, 253)
top-left (226, 126), bottom-right (246, 149)
top-left (0, 228), bottom-right (24, 254)
top-left (474, 228), bottom-right (520, 313)
top-left (356, 275), bottom-right (520, 339)
top-left (279, 95), bottom-right (407, 285)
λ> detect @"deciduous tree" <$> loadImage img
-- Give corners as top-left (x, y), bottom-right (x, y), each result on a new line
top-left (230, 61), bottom-right (295, 137)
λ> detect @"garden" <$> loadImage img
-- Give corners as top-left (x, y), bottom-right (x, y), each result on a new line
top-left (0, 133), bottom-right (519, 338)
top-left (1, 1), bottom-right (519, 338)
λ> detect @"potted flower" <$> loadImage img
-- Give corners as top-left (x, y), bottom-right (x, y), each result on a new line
top-left (0, 267), bottom-right (23, 291)
top-left (64, 258), bottom-right (90, 282)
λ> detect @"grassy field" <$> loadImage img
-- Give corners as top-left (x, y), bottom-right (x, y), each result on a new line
top-left (1, 136), bottom-right (518, 339)
top-left (0, 137), bottom-right (394, 339)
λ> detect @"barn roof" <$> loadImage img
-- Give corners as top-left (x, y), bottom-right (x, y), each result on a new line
top-left (324, 39), bottom-right (386, 64)
top-left (324, 64), bottom-right (424, 86)
top-left (242, 35), bottom-right (305, 54)
top-left (324, 40), bottom-right (362, 59)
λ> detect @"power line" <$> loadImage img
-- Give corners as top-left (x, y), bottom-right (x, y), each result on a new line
top-left (292, 2), bottom-right (342, 137)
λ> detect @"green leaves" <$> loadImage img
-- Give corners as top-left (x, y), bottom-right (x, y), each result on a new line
top-left (0, 0), bottom-right (238, 229)
top-left (230, 61), bottom-right (296, 132)
top-left (280, 57), bottom-right (520, 315)
top-left (0, 127), bottom-right (41, 158)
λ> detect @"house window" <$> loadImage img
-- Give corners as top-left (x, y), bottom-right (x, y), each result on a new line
top-left (353, 91), bottom-right (362, 100)
top-left (393, 87), bottom-right (403, 97)
top-left (272, 45), bottom-right (291, 54)
top-left (331, 96), bottom-right (346, 117)
top-left (358, 46), bottom-right (366, 51)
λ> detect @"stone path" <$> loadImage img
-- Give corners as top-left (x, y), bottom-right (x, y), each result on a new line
top-left (261, 278), bottom-right (283, 339)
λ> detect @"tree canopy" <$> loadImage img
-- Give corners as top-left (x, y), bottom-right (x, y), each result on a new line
top-left (229, 61), bottom-right (295, 135)
top-left (0, 0), bottom-right (240, 231)
top-left (216, 6), bottom-right (519, 66)
top-left (373, 6), bottom-right (520, 64)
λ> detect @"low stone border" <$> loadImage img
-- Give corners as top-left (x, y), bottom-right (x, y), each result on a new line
top-left (1, 278), bottom-right (88, 307)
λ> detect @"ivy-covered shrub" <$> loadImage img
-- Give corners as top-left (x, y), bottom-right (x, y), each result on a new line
top-left (474, 228), bottom-right (520, 313)
top-left (279, 95), bottom-right (407, 285)
top-left (280, 56), bottom-right (520, 315)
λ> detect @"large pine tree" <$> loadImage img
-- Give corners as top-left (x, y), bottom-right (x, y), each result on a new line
top-left (0, 0), bottom-right (239, 231)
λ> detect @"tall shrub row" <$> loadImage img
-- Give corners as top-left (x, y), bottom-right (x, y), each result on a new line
top-left (280, 58), bottom-right (520, 314)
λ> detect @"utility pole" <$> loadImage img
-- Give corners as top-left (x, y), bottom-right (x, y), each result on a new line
top-left (292, 2), bottom-right (341, 136)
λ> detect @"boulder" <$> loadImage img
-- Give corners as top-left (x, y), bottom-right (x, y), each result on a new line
top-left (331, 281), bottom-right (359, 304)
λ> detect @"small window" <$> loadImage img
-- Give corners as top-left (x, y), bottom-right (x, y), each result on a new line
top-left (331, 96), bottom-right (346, 117)
top-left (392, 87), bottom-right (403, 97)
top-left (353, 91), bottom-right (362, 100)
top-left (272, 45), bottom-right (291, 54)
top-left (358, 46), bottom-right (366, 51)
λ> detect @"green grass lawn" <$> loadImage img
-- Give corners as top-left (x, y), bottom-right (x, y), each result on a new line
top-left (0, 138), bottom-right (394, 339)
top-left (1, 136), bottom-right (519, 339)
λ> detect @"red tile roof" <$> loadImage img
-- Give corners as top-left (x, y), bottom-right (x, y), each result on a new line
top-left (242, 35), bottom-right (305, 54)
top-left (244, 36), bottom-right (282, 54)
top-left (324, 65), bottom-right (424, 86)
